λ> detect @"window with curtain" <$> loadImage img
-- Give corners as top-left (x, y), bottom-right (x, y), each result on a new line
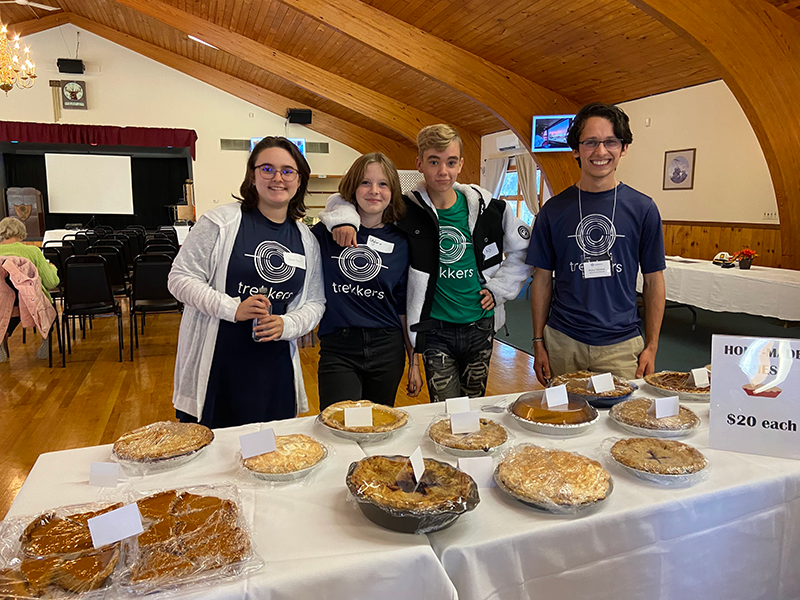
top-left (498, 161), bottom-right (539, 226)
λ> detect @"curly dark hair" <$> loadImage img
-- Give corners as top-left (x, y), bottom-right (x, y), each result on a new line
top-left (566, 103), bottom-right (633, 167)
top-left (338, 153), bottom-right (406, 225)
top-left (235, 136), bottom-right (311, 220)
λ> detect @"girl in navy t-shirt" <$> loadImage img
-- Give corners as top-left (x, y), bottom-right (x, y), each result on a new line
top-left (312, 153), bottom-right (421, 408)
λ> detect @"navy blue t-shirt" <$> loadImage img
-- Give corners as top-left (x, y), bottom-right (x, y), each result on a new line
top-left (312, 222), bottom-right (409, 337)
top-left (526, 183), bottom-right (666, 346)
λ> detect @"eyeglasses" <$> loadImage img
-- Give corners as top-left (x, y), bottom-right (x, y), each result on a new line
top-left (578, 138), bottom-right (624, 151)
top-left (255, 164), bottom-right (298, 181)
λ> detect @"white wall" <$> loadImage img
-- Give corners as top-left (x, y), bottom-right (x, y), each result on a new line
top-left (1, 25), bottom-right (360, 216)
top-left (480, 81), bottom-right (779, 224)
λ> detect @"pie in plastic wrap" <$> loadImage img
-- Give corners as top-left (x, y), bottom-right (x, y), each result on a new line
top-left (428, 418), bottom-right (508, 452)
top-left (112, 422), bottom-right (214, 463)
top-left (645, 371), bottom-right (710, 395)
top-left (610, 398), bottom-right (700, 434)
top-left (610, 438), bottom-right (707, 475)
top-left (242, 433), bottom-right (326, 475)
top-left (550, 370), bottom-right (634, 398)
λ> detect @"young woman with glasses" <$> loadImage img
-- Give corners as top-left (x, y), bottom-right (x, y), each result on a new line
top-left (169, 137), bottom-right (325, 427)
top-left (312, 152), bottom-right (421, 409)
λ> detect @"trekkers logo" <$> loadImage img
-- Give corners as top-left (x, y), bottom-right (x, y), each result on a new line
top-left (518, 225), bottom-right (531, 240)
top-left (331, 246), bottom-right (387, 299)
top-left (439, 226), bottom-right (470, 264)
top-left (568, 213), bottom-right (625, 273)
top-left (246, 241), bottom-right (296, 283)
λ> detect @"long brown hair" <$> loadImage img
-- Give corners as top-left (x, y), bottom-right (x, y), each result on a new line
top-left (236, 136), bottom-right (311, 220)
top-left (338, 152), bottom-right (405, 224)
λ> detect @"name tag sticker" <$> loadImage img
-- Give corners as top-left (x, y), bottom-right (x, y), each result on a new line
top-left (409, 446), bottom-right (425, 483)
top-left (691, 367), bottom-right (710, 388)
top-left (648, 396), bottom-right (680, 419)
top-left (446, 397), bottom-right (471, 414)
top-left (483, 242), bottom-right (499, 260)
top-left (283, 252), bottom-right (306, 269)
top-left (457, 457), bottom-right (496, 488)
top-left (88, 504), bottom-right (144, 549)
top-left (591, 373), bottom-right (616, 393)
top-left (583, 260), bottom-right (612, 279)
top-left (344, 406), bottom-right (373, 428)
top-left (366, 236), bottom-right (395, 254)
top-left (89, 462), bottom-right (120, 488)
top-left (240, 428), bottom-right (277, 459)
top-left (545, 384), bottom-right (569, 408)
top-left (450, 410), bottom-right (481, 435)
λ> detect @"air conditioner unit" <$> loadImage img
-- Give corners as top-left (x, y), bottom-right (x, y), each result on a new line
top-left (496, 134), bottom-right (520, 152)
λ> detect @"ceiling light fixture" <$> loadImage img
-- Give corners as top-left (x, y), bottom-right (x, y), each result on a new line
top-left (0, 20), bottom-right (36, 94)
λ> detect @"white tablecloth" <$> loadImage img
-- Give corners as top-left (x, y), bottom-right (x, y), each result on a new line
top-left (41, 229), bottom-right (83, 244)
top-left (637, 256), bottom-right (800, 321)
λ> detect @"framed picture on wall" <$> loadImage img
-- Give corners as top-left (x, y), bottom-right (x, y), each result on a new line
top-left (663, 148), bottom-right (696, 190)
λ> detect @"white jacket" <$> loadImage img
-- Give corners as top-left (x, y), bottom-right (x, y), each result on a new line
top-left (168, 202), bottom-right (325, 418)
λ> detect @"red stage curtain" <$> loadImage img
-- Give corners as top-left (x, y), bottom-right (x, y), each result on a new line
top-left (0, 121), bottom-right (198, 159)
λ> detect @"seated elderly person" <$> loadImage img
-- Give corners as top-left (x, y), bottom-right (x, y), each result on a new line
top-left (0, 217), bottom-right (59, 362)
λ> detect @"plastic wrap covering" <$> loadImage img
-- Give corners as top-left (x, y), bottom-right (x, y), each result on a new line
top-left (117, 483), bottom-right (262, 597)
top-left (346, 455), bottom-right (479, 534)
top-left (0, 501), bottom-right (124, 598)
top-left (644, 371), bottom-right (711, 402)
top-left (609, 398), bottom-right (701, 438)
top-left (111, 422), bottom-right (214, 476)
top-left (236, 433), bottom-right (332, 486)
top-left (494, 444), bottom-right (612, 514)
top-left (605, 437), bottom-right (709, 486)
top-left (549, 371), bottom-right (636, 408)
top-left (507, 391), bottom-right (598, 436)
top-left (426, 414), bottom-right (511, 457)
top-left (317, 400), bottom-right (409, 443)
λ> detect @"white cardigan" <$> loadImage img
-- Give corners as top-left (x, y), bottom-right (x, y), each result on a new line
top-left (168, 202), bottom-right (325, 419)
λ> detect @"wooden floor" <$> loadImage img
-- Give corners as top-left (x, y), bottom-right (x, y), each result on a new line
top-left (0, 310), bottom-right (541, 518)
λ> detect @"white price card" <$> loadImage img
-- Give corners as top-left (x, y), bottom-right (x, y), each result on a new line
top-left (88, 504), bottom-right (144, 549)
top-left (89, 462), bottom-right (120, 488)
top-left (446, 397), bottom-right (471, 414)
top-left (240, 428), bottom-right (277, 459)
top-left (458, 457), bottom-right (496, 488)
top-left (283, 252), bottom-right (306, 269)
top-left (409, 446), bottom-right (425, 483)
top-left (450, 411), bottom-right (481, 435)
top-left (590, 373), bottom-right (616, 393)
top-left (691, 367), bottom-right (710, 388)
top-left (366, 235), bottom-right (395, 254)
top-left (344, 406), bottom-right (373, 428)
top-left (544, 384), bottom-right (569, 408)
top-left (648, 396), bottom-right (680, 419)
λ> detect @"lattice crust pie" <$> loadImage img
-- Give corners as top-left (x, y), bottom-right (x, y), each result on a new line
top-left (611, 398), bottom-right (700, 431)
top-left (428, 418), bottom-right (508, 451)
top-left (347, 455), bottom-right (476, 513)
top-left (319, 400), bottom-right (408, 433)
top-left (495, 445), bottom-right (611, 507)
top-left (611, 438), bottom-right (708, 475)
top-left (112, 422), bottom-right (214, 462)
top-left (645, 371), bottom-right (710, 395)
top-left (242, 433), bottom-right (326, 474)
top-left (550, 370), bottom-right (634, 398)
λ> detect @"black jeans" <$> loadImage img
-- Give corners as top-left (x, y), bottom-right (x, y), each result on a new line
top-left (317, 327), bottom-right (406, 409)
top-left (422, 317), bottom-right (494, 402)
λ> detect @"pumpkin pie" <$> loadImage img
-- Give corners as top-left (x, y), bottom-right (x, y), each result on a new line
top-left (319, 400), bottom-right (408, 433)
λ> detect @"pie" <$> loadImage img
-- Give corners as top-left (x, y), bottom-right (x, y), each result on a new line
top-left (496, 445), bottom-right (611, 508)
top-left (611, 438), bottom-right (707, 475)
top-left (510, 392), bottom-right (596, 425)
top-left (610, 398), bottom-right (700, 431)
top-left (428, 418), bottom-right (508, 452)
top-left (550, 370), bottom-right (633, 398)
top-left (55, 547), bottom-right (120, 592)
top-left (742, 383), bottom-right (782, 398)
top-left (21, 504), bottom-right (122, 558)
top-left (242, 433), bottom-right (326, 474)
top-left (645, 371), bottom-right (710, 395)
top-left (112, 422), bottom-right (214, 462)
top-left (319, 400), bottom-right (408, 433)
top-left (346, 455), bottom-right (477, 513)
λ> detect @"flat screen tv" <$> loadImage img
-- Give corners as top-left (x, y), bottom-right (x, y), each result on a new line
top-left (250, 137), bottom-right (307, 157)
top-left (532, 115), bottom-right (575, 152)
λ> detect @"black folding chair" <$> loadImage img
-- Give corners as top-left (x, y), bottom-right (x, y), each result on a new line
top-left (62, 255), bottom-right (124, 364)
top-left (157, 226), bottom-right (180, 248)
top-left (87, 245), bottom-right (131, 300)
top-left (121, 229), bottom-right (144, 258)
top-left (42, 247), bottom-right (65, 308)
top-left (42, 240), bottom-right (75, 269)
top-left (129, 253), bottom-right (181, 359)
top-left (143, 242), bottom-right (177, 259)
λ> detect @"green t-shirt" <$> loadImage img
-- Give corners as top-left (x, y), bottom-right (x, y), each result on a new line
top-left (0, 242), bottom-right (59, 302)
top-left (429, 191), bottom-right (493, 324)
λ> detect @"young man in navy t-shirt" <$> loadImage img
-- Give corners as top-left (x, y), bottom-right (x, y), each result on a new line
top-left (526, 103), bottom-right (666, 384)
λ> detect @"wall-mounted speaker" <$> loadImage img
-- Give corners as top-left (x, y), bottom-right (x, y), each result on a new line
top-left (286, 109), bottom-right (312, 124)
top-left (57, 58), bottom-right (85, 74)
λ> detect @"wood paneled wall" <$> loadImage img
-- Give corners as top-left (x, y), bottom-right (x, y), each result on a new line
top-left (662, 220), bottom-right (784, 268)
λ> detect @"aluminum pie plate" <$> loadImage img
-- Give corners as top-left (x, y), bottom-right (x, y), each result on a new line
top-left (644, 382), bottom-right (710, 403)
top-left (112, 443), bottom-right (210, 474)
top-left (430, 438), bottom-right (510, 458)
top-left (493, 468), bottom-right (614, 513)
top-left (316, 414), bottom-right (407, 443)
top-left (242, 445), bottom-right (329, 482)
top-left (507, 402), bottom-right (599, 436)
top-left (611, 456), bottom-right (706, 486)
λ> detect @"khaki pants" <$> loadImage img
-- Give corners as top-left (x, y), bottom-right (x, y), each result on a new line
top-left (543, 325), bottom-right (644, 380)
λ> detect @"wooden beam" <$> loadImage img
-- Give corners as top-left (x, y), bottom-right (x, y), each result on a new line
top-left (5, 12), bottom-right (69, 37)
top-left (626, 0), bottom-right (800, 269)
top-left (67, 14), bottom-right (419, 169)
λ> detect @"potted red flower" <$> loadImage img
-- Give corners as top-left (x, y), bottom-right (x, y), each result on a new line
top-left (733, 248), bottom-right (758, 269)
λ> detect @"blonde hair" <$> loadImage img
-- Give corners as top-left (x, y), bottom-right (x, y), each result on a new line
top-left (416, 124), bottom-right (462, 158)
top-left (0, 217), bottom-right (27, 241)
top-left (338, 153), bottom-right (406, 224)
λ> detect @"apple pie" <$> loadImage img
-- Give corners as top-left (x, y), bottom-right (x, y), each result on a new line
top-left (645, 371), bottom-right (710, 395)
top-left (550, 370), bottom-right (634, 398)
top-left (611, 438), bottom-right (707, 475)
top-left (242, 433), bottom-right (326, 475)
top-left (610, 398), bottom-right (700, 432)
top-left (428, 418), bottom-right (508, 452)
top-left (112, 422), bottom-right (214, 463)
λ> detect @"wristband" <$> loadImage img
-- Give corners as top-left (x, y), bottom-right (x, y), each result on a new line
top-left (532, 337), bottom-right (545, 343)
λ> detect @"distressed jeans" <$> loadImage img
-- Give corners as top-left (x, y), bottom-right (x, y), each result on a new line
top-left (422, 317), bottom-right (494, 402)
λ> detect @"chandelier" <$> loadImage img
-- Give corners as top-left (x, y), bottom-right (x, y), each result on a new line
top-left (0, 20), bottom-right (36, 94)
